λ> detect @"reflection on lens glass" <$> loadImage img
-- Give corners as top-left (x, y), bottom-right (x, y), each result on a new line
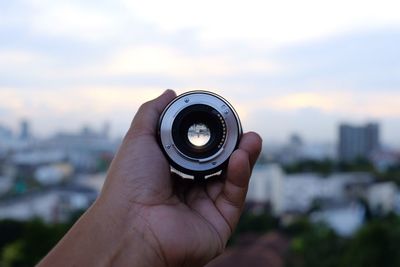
top-left (188, 123), bottom-right (211, 147)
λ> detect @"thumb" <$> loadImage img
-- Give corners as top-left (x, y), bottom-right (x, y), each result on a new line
top-left (128, 89), bottom-right (176, 137)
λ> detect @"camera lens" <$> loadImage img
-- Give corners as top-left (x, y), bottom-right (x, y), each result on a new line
top-left (158, 91), bottom-right (242, 179)
top-left (170, 103), bottom-right (227, 160)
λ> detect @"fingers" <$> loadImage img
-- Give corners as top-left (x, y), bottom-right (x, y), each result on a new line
top-left (215, 150), bottom-right (250, 234)
top-left (215, 132), bottom-right (262, 233)
top-left (128, 89), bottom-right (176, 137)
top-left (238, 132), bottom-right (263, 169)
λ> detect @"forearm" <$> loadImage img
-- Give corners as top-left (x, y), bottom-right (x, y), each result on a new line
top-left (37, 198), bottom-right (166, 267)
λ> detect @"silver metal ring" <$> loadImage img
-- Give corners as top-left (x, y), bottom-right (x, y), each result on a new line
top-left (158, 90), bottom-right (242, 179)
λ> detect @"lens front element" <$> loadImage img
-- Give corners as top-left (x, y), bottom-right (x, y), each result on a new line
top-left (188, 123), bottom-right (211, 147)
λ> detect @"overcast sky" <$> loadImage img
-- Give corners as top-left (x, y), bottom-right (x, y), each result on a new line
top-left (0, 0), bottom-right (399, 147)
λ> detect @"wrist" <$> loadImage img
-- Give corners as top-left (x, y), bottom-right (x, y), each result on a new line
top-left (89, 196), bottom-right (168, 267)
top-left (39, 196), bottom-right (167, 267)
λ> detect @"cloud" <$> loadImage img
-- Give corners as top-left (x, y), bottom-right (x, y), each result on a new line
top-left (0, 86), bottom-right (166, 137)
top-left (0, 49), bottom-right (41, 70)
top-left (272, 28), bottom-right (400, 92)
top-left (121, 0), bottom-right (400, 45)
top-left (251, 91), bottom-right (400, 117)
top-left (21, 0), bottom-right (123, 42)
top-left (244, 107), bottom-right (339, 144)
top-left (103, 45), bottom-right (283, 78)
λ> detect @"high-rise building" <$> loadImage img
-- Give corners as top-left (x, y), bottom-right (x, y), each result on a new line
top-left (102, 121), bottom-right (110, 138)
top-left (338, 123), bottom-right (380, 162)
top-left (19, 119), bottom-right (31, 140)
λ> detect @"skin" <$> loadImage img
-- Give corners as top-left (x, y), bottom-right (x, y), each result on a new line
top-left (38, 90), bottom-right (262, 267)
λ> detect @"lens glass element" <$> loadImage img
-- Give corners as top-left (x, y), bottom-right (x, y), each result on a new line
top-left (187, 123), bottom-right (211, 147)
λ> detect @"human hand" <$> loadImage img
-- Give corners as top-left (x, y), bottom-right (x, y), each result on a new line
top-left (38, 90), bottom-right (262, 267)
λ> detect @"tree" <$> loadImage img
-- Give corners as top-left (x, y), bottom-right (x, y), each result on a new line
top-left (342, 215), bottom-right (400, 267)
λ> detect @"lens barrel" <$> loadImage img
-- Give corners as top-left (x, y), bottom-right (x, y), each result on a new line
top-left (158, 91), bottom-right (242, 179)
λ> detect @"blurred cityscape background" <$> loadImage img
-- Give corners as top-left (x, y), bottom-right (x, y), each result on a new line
top-left (1, 0), bottom-right (400, 266)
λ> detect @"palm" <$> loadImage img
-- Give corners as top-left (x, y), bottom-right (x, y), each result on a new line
top-left (143, 195), bottom-right (228, 267)
top-left (106, 134), bottom-right (233, 266)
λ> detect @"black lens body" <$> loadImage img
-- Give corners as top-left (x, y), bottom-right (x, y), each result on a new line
top-left (172, 104), bottom-right (227, 159)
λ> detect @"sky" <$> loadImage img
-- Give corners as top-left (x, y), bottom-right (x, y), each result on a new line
top-left (0, 0), bottom-right (400, 147)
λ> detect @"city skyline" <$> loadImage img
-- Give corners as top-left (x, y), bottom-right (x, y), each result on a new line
top-left (1, 1), bottom-right (400, 147)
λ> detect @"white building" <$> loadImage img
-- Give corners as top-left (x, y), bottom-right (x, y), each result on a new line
top-left (367, 181), bottom-right (398, 214)
top-left (247, 164), bottom-right (284, 214)
top-left (77, 173), bottom-right (107, 193)
top-left (281, 173), bottom-right (323, 213)
top-left (311, 201), bottom-right (365, 236)
top-left (12, 150), bottom-right (66, 166)
top-left (34, 163), bottom-right (74, 185)
top-left (0, 186), bottom-right (96, 223)
top-left (281, 172), bottom-right (372, 214)
top-left (248, 164), bottom-right (373, 215)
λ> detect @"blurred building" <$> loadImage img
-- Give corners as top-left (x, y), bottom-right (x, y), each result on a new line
top-left (102, 121), bottom-right (111, 138)
top-left (76, 173), bottom-right (106, 193)
top-left (276, 134), bottom-right (336, 164)
top-left (19, 119), bottom-right (31, 140)
top-left (40, 125), bottom-right (118, 172)
top-left (0, 185), bottom-right (97, 223)
top-left (0, 124), bottom-right (15, 155)
top-left (248, 164), bottom-right (375, 215)
top-left (283, 172), bottom-right (372, 212)
top-left (247, 164), bottom-right (284, 214)
top-left (367, 181), bottom-right (397, 214)
top-left (247, 165), bottom-right (378, 236)
top-left (370, 150), bottom-right (400, 172)
top-left (278, 134), bottom-right (304, 164)
top-left (9, 150), bottom-right (68, 185)
top-left (311, 201), bottom-right (365, 236)
top-left (338, 123), bottom-right (380, 162)
top-left (34, 163), bottom-right (74, 185)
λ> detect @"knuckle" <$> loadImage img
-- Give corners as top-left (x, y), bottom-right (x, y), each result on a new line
top-left (138, 101), bottom-right (153, 112)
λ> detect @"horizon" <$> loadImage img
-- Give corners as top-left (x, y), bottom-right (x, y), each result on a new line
top-left (1, 117), bottom-right (399, 151)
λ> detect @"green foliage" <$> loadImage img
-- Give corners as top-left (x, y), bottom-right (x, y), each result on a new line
top-left (376, 164), bottom-right (400, 186)
top-left (286, 220), bottom-right (345, 267)
top-left (282, 217), bottom-right (312, 236)
top-left (342, 215), bottom-right (400, 267)
top-left (2, 240), bottom-right (25, 267)
top-left (237, 211), bottom-right (278, 233)
top-left (283, 159), bottom-right (335, 176)
top-left (286, 215), bottom-right (400, 267)
top-left (2, 209), bottom-right (400, 266)
top-left (0, 217), bottom-right (79, 267)
top-left (0, 220), bottom-right (24, 249)
top-left (337, 157), bottom-right (375, 173)
top-left (283, 158), bottom-right (380, 176)
top-left (229, 210), bottom-right (279, 245)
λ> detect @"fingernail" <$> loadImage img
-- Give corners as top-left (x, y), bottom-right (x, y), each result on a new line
top-left (164, 89), bottom-right (173, 94)
top-left (162, 89), bottom-right (176, 98)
